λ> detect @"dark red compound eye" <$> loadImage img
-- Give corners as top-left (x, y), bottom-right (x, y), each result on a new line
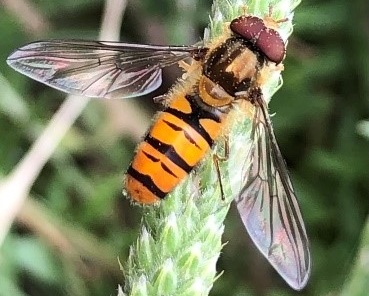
top-left (230, 16), bottom-right (286, 64)
top-left (255, 28), bottom-right (285, 64)
top-left (230, 16), bottom-right (265, 41)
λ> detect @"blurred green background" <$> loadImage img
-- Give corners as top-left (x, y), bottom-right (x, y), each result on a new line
top-left (0, 0), bottom-right (368, 295)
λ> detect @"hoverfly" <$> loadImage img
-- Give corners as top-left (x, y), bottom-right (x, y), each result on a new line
top-left (7, 15), bottom-right (310, 290)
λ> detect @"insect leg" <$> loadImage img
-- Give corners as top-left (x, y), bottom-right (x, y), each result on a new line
top-left (266, 4), bottom-right (288, 24)
top-left (178, 60), bottom-right (192, 71)
top-left (153, 94), bottom-right (168, 106)
top-left (212, 137), bottom-right (229, 201)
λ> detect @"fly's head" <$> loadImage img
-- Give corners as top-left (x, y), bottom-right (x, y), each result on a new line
top-left (229, 15), bottom-right (287, 98)
top-left (230, 15), bottom-right (286, 65)
top-left (200, 15), bottom-right (286, 108)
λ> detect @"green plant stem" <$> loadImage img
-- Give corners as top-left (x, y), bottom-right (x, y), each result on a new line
top-left (121, 1), bottom-right (300, 295)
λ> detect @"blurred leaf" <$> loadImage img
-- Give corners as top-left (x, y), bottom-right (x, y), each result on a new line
top-left (13, 237), bottom-right (60, 283)
top-left (357, 121), bottom-right (369, 140)
top-left (0, 74), bottom-right (31, 124)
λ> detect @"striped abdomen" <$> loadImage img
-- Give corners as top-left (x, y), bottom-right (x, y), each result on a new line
top-left (125, 92), bottom-right (226, 204)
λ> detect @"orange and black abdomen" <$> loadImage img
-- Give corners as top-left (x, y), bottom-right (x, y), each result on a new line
top-left (125, 93), bottom-right (226, 204)
top-left (125, 37), bottom-right (265, 204)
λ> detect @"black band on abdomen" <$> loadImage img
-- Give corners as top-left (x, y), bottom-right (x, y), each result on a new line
top-left (127, 166), bottom-right (166, 199)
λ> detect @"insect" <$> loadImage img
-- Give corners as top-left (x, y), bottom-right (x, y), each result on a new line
top-left (7, 14), bottom-right (310, 290)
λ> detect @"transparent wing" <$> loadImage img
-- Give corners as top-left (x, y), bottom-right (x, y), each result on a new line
top-left (7, 40), bottom-right (201, 99)
top-left (235, 98), bottom-right (311, 290)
